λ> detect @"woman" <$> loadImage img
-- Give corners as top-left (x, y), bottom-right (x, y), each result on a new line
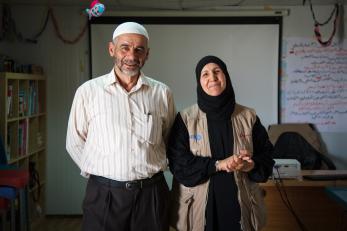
top-left (168, 56), bottom-right (274, 231)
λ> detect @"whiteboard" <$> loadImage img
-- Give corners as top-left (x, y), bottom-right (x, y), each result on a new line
top-left (90, 17), bottom-right (280, 128)
top-left (282, 37), bottom-right (347, 132)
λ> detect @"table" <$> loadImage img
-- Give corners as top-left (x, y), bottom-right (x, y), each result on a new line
top-left (325, 187), bottom-right (347, 231)
top-left (260, 170), bottom-right (347, 231)
top-left (325, 187), bottom-right (347, 210)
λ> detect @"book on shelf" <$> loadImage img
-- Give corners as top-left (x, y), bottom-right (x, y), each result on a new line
top-left (7, 84), bottom-right (13, 117)
top-left (6, 132), bottom-right (11, 161)
top-left (29, 81), bottom-right (38, 115)
top-left (19, 89), bottom-right (26, 117)
top-left (18, 119), bottom-right (28, 156)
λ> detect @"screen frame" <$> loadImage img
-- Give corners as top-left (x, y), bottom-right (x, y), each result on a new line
top-left (88, 15), bottom-right (283, 124)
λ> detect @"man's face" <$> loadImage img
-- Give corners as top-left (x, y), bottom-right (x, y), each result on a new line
top-left (109, 33), bottom-right (149, 78)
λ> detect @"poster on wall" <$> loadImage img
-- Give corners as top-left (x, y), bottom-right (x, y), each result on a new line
top-left (281, 37), bottom-right (347, 132)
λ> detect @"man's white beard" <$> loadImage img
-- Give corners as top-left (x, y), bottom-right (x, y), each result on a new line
top-left (115, 57), bottom-right (141, 77)
top-left (121, 68), bottom-right (140, 77)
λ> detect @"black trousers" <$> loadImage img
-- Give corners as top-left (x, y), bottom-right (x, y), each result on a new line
top-left (81, 175), bottom-right (170, 231)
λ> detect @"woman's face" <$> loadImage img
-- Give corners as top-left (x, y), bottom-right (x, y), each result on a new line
top-left (200, 63), bottom-right (227, 96)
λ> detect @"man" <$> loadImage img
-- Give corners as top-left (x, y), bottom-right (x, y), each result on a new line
top-left (66, 22), bottom-right (176, 231)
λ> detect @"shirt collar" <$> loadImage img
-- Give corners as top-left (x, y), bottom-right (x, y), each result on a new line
top-left (103, 68), bottom-right (151, 90)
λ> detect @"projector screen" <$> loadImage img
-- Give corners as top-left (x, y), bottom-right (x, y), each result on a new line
top-left (90, 16), bottom-right (281, 129)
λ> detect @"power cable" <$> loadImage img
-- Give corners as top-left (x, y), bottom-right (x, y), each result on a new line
top-left (274, 167), bottom-right (309, 231)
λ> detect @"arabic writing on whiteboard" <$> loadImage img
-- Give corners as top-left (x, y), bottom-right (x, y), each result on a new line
top-left (282, 38), bottom-right (347, 132)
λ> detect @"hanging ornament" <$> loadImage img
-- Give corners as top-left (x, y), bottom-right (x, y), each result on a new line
top-left (310, 2), bottom-right (339, 47)
top-left (85, 0), bottom-right (105, 20)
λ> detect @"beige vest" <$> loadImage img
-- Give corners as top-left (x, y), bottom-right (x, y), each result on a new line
top-left (170, 104), bottom-right (267, 231)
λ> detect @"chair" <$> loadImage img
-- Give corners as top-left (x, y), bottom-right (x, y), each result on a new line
top-left (0, 196), bottom-right (10, 231)
top-left (268, 123), bottom-right (336, 170)
top-left (0, 137), bottom-right (30, 231)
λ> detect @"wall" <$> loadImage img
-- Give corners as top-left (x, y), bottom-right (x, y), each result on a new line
top-left (0, 6), bottom-right (90, 214)
top-left (0, 4), bottom-right (346, 214)
top-left (282, 5), bottom-right (347, 169)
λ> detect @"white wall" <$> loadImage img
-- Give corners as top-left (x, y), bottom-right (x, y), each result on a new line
top-left (0, 4), bottom-right (346, 214)
top-left (282, 5), bottom-right (347, 169)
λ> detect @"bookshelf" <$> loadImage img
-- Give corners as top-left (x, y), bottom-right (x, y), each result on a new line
top-left (0, 72), bottom-right (46, 220)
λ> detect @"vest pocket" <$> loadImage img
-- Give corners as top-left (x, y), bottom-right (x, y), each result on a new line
top-left (170, 182), bottom-right (194, 231)
top-left (249, 182), bottom-right (267, 230)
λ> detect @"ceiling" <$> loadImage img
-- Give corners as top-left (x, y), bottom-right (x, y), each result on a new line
top-left (0, 0), bottom-right (344, 10)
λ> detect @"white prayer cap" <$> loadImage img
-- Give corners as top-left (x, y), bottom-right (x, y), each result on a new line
top-left (112, 22), bottom-right (149, 40)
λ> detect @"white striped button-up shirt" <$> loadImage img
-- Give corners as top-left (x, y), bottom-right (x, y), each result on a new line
top-left (66, 69), bottom-right (176, 181)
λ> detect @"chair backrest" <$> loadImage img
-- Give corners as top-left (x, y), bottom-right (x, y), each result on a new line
top-left (268, 123), bottom-right (336, 170)
top-left (268, 123), bottom-right (322, 153)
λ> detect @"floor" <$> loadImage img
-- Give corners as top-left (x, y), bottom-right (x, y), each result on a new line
top-left (31, 216), bottom-right (82, 231)
top-left (30, 215), bottom-right (177, 231)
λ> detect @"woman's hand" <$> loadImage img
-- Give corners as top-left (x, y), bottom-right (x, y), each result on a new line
top-left (216, 149), bottom-right (255, 173)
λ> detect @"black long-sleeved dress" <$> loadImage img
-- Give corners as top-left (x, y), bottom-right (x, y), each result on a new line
top-left (167, 112), bottom-right (274, 231)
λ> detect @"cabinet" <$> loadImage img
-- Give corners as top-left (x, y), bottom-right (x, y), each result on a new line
top-left (0, 72), bottom-right (46, 219)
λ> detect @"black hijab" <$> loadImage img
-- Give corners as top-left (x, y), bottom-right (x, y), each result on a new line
top-left (196, 56), bottom-right (236, 120)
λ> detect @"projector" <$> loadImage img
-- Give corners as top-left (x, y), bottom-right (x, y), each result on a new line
top-left (272, 159), bottom-right (301, 179)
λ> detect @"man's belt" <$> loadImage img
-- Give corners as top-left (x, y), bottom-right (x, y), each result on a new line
top-left (90, 172), bottom-right (164, 190)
